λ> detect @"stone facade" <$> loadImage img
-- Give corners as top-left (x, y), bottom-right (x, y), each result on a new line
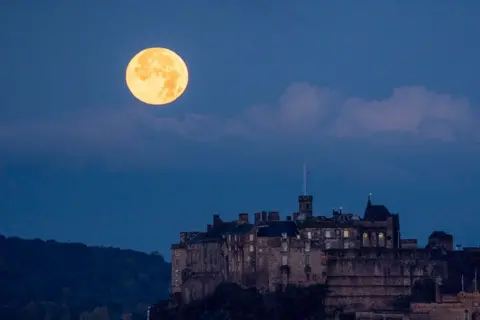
top-left (170, 193), bottom-right (456, 315)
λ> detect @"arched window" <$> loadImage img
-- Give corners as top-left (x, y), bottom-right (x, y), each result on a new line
top-left (378, 232), bottom-right (385, 246)
top-left (362, 232), bottom-right (369, 246)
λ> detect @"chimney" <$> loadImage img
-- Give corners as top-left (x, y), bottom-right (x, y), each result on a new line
top-left (286, 216), bottom-right (292, 221)
top-left (268, 211), bottom-right (280, 221)
top-left (261, 211), bottom-right (267, 222)
top-left (213, 214), bottom-right (222, 227)
top-left (180, 232), bottom-right (186, 244)
top-left (207, 224), bottom-right (213, 232)
top-left (238, 213), bottom-right (249, 223)
top-left (254, 212), bottom-right (261, 224)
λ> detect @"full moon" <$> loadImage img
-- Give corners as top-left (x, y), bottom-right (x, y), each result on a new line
top-left (125, 47), bottom-right (189, 105)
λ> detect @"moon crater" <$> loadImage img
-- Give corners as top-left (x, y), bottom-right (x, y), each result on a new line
top-left (126, 47), bottom-right (188, 105)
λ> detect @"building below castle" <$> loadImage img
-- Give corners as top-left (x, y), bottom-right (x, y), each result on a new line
top-left (170, 191), bottom-right (479, 318)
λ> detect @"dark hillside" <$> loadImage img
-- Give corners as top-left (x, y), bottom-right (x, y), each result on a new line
top-left (0, 234), bottom-right (170, 320)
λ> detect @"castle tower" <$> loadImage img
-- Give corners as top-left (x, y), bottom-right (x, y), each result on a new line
top-left (298, 164), bottom-right (313, 220)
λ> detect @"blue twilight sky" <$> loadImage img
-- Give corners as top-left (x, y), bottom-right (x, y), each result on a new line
top-left (1, 1), bottom-right (480, 258)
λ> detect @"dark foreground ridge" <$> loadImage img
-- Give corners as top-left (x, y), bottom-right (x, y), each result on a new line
top-left (150, 282), bottom-right (329, 320)
top-left (0, 234), bottom-right (170, 320)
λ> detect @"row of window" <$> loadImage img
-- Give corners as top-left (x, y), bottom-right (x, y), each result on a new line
top-left (305, 230), bottom-right (387, 240)
top-left (363, 232), bottom-right (385, 239)
top-left (281, 254), bottom-right (313, 266)
top-left (227, 234), bottom-right (256, 242)
top-left (305, 229), bottom-right (351, 239)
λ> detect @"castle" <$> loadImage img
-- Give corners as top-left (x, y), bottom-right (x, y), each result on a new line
top-left (170, 189), bottom-right (480, 319)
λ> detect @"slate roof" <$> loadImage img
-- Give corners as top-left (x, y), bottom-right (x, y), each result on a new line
top-left (364, 204), bottom-right (391, 221)
top-left (188, 222), bottom-right (254, 244)
top-left (429, 231), bottom-right (453, 239)
top-left (256, 221), bottom-right (299, 238)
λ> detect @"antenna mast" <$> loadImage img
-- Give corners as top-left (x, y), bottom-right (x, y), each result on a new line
top-left (303, 164), bottom-right (307, 195)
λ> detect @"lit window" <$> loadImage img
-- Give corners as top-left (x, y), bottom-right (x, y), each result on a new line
top-left (249, 244), bottom-right (254, 252)
top-left (379, 233), bottom-right (384, 239)
top-left (343, 230), bottom-right (350, 238)
top-left (307, 231), bottom-right (312, 239)
top-left (305, 242), bottom-right (311, 252)
top-left (249, 234), bottom-right (254, 241)
top-left (344, 242), bottom-right (349, 249)
top-left (325, 230), bottom-right (332, 238)
top-left (282, 255), bottom-right (288, 266)
top-left (282, 242), bottom-right (288, 251)
top-left (363, 232), bottom-right (368, 238)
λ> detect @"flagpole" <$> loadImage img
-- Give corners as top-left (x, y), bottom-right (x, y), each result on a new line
top-left (475, 268), bottom-right (478, 292)
top-left (303, 163), bottom-right (307, 195)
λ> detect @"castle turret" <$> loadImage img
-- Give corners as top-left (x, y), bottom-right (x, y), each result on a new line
top-left (297, 164), bottom-right (313, 220)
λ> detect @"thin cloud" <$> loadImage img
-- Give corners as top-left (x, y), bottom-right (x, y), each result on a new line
top-left (0, 83), bottom-right (478, 164)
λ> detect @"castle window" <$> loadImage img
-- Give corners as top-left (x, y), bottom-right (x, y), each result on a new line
top-left (362, 232), bottom-right (369, 246)
top-left (343, 230), bottom-right (350, 238)
top-left (259, 257), bottom-right (264, 265)
top-left (343, 242), bottom-right (349, 249)
top-left (281, 242), bottom-right (288, 251)
top-left (307, 231), bottom-right (312, 239)
top-left (335, 229), bottom-right (341, 236)
top-left (378, 233), bottom-right (385, 246)
top-left (325, 230), bottom-right (332, 238)
top-left (313, 274), bottom-right (317, 281)
top-left (249, 244), bottom-right (254, 252)
top-left (305, 255), bottom-right (310, 265)
top-left (281, 255), bottom-right (288, 266)
top-left (305, 242), bottom-right (311, 252)
top-left (249, 234), bottom-right (254, 241)
top-left (325, 242), bottom-right (332, 249)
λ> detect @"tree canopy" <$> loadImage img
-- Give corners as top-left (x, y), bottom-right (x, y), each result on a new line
top-left (0, 234), bottom-right (171, 320)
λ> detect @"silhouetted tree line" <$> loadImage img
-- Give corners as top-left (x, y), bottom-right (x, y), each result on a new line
top-left (0, 234), bottom-right (171, 320)
top-left (150, 282), bottom-right (328, 320)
